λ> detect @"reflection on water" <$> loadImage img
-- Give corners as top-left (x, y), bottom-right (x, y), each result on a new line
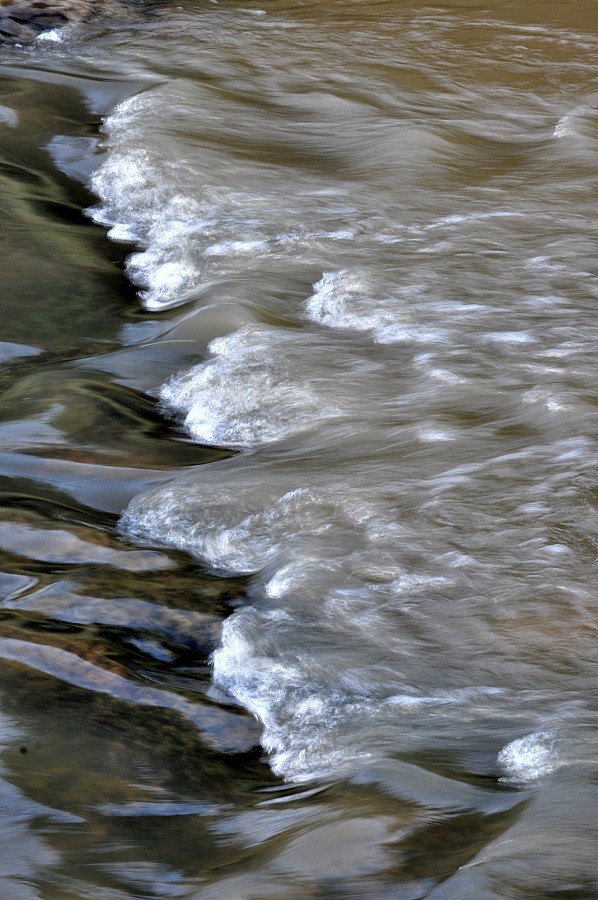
top-left (1, 0), bottom-right (598, 895)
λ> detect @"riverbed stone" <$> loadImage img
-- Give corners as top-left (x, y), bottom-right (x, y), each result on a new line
top-left (0, 0), bottom-right (136, 43)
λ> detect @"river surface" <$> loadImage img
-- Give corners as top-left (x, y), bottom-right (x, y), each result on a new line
top-left (1, 0), bottom-right (598, 896)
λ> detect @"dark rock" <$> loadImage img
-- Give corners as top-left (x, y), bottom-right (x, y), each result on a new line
top-left (0, 0), bottom-right (139, 43)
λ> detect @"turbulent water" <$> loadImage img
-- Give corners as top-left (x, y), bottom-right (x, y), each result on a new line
top-left (1, 0), bottom-right (598, 895)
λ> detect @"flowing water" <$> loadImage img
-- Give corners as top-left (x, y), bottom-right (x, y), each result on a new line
top-left (1, 0), bottom-right (598, 895)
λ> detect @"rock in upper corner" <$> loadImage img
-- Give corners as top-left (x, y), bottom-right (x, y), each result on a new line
top-left (0, 0), bottom-right (139, 43)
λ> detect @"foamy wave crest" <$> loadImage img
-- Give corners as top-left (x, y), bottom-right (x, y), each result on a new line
top-left (211, 608), bottom-right (379, 780)
top-left (158, 324), bottom-right (342, 448)
top-left (89, 134), bottom-right (206, 309)
top-left (211, 603), bottom-right (534, 782)
top-left (87, 90), bottom-right (271, 311)
top-left (120, 473), bottom-right (371, 575)
top-left (306, 270), bottom-right (394, 331)
top-left (88, 88), bottom-right (379, 313)
top-left (306, 270), bottom-right (448, 345)
top-left (120, 469), bottom-right (519, 782)
top-left (0, 105), bottom-right (18, 128)
top-left (89, 90), bottom-right (168, 242)
top-left (498, 731), bottom-right (560, 782)
top-left (121, 457), bottom-right (594, 783)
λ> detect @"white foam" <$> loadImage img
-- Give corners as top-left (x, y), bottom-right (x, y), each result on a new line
top-left (122, 479), bottom-right (355, 575)
top-left (305, 270), bottom-right (453, 345)
top-left (87, 91), bottom-right (214, 309)
top-left (482, 331), bottom-right (535, 344)
top-left (306, 270), bottom-right (390, 331)
top-left (36, 28), bottom-right (64, 43)
top-left (122, 463), bottom-right (481, 781)
top-left (374, 323), bottom-right (448, 345)
top-left (205, 239), bottom-right (268, 257)
top-left (90, 138), bottom-right (211, 309)
top-left (211, 593), bottom-right (525, 782)
top-left (522, 386), bottom-right (568, 413)
top-left (419, 210), bottom-right (524, 232)
top-left (306, 269), bottom-right (442, 342)
top-left (121, 448), bottom-right (594, 783)
top-left (158, 324), bottom-right (342, 448)
top-left (263, 559), bottom-right (322, 600)
top-left (553, 107), bottom-right (585, 138)
top-left (88, 89), bottom-right (376, 313)
top-left (0, 106), bottom-right (18, 128)
top-left (497, 731), bottom-right (560, 782)
top-left (211, 609), bottom-right (377, 780)
top-left (89, 144), bottom-right (160, 243)
top-left (386, 686), bottom-right (504, 709)
top-left (542, 543), bottom-right (570, 556)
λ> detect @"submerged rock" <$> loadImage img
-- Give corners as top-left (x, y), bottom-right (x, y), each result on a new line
top-left (0, 0), bottom-right (140, 43)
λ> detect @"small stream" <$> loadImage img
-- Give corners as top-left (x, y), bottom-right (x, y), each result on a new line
top-left (1, 1), bottom-right (598, 895)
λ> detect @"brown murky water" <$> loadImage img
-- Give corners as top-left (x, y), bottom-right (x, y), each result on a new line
top-left (1, 1), bottom-right (598, 896)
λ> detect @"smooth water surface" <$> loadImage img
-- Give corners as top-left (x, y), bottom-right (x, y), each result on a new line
top-left (1, 0), bottom-right (598, 895)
